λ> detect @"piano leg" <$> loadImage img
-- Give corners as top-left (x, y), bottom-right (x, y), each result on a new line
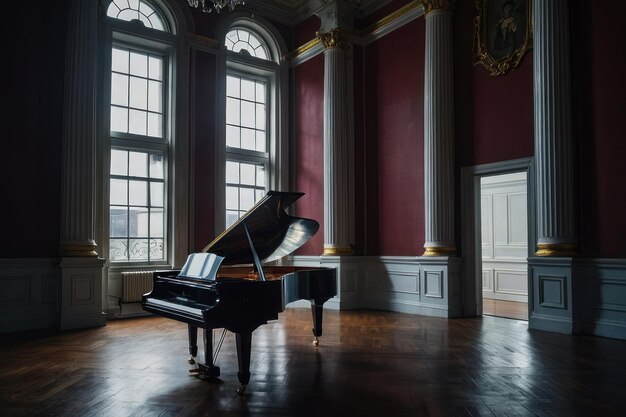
top-left (188, 325), bottom-right (197, 364)
top-left (235, 332), bottom-right (252, 394)
top-left (198, 328), bottom-right (220, 381)
top-left (311, 298), bottom-right (329, 347)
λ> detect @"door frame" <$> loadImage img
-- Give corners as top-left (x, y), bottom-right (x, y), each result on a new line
top-left (460, 157), bottom-right (535, 317)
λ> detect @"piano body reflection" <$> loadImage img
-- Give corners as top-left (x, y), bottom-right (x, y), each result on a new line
top-left (142, 191), bottom-right (337, 393)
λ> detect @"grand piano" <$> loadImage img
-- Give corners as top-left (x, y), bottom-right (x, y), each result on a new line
top-left (142, 191), bottom-right (337, 394)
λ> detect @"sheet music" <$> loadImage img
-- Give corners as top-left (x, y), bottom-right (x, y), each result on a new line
top-left (179, 253), bottom-right (225, 279)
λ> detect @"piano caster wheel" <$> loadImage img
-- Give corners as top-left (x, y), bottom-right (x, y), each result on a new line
top-left (237, 384), bottom-right (247, 395)
top-left (313, 337), bottom-right (319, 347)
top-left (188, 356), bottom-right (196, 365)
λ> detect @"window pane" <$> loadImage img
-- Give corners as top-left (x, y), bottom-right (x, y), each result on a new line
top-left (150, 181), bottom-right (164, 206)
top-left (147, 113), bottom-right (162, 137)
top-left (256, 82), bottom-right (265, 104)
top-left (240, 163), bottom-right (255, 186)
top-left (241, 79), bottom-right (255, 101)
top-left (226, 186), bottom-right (239, 210)
top-left (130, 76), bottom-right (148, 110)
top-left (226, 98), bottom-right (240, 125)
top-left (149, 154), bottom-right (164, 179)
top-left (129, 151), bottom-right (148, 177)
top-left (256, 189), bottom-right (265, 202)
top-left (226, 161), bottom-right (239, 183)
top-left (237, 30), bottom-right (249, 43)
top-left (109, 239), bottom-right (128, 261)
top-left (129, 239), bottom-right (149, 260)
top-left (130, 52), bottom-right (148, 77)
top-left (150, 208), bottom-right (164, 237)
top-left (256, 131), bottom-right (266, 152)
top-left (110, 207), bottom-right (128, 237)
top-left (256, 103), bottom-right (265, 130)
top-left (111, 149), bottom-right (128, 176)
top-left (112, 48), bottom-right (129, 73)
top-left (111, 106), bottom-right (128, 133)
top-left (129, 207), bottom-right (149, 237)
top-left (226, 211), bottom-right (238, 228)
top-left (240, 188), bottom-right (254, 211)
top-left (227, 76), bottom-right (240, 98)
top-left (148, 80), bottom-right (162, 112)
top-left (256, 165), bottom-right (266, 187)
top-left (241, 128), bottom-right (255, 150)
top-left (111, 73), bottom-right (129, 106)
top-left (226, 125), bottom-right (240, 148)
top-left (129, 180), bottom-right (148, 206)
top-left (241, 101), bottom-right (255, 128)
top-left (110, 179), bottom-right (128, 205)
top-left (129, 109), bottom-right (147, 135)
top-left (150, 239), bottom-right (164, 260)
top-left (149, 56), bottom-right (163, 81)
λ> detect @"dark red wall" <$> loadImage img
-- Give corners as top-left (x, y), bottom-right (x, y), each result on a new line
top-left (294, 55), bottom-right (325, 256)
top-left (575, 0), bottom-right (626, 258)
top-left (192, 51), bottom-right (217, 252)
top-left (362, 19), bottom-right (425, 256)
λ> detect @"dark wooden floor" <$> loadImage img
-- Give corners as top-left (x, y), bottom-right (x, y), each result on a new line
top-left (2, 308), bottom-right (626, 417)
top-left (483, 299), bottom-right (528, 320)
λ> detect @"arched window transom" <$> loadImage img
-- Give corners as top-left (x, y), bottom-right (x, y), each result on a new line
top-left (225, 29), bottom-right (269, 60)
top-left (107, 0), bottom-right (169, 32)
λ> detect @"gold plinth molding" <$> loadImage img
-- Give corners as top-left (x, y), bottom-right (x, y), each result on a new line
top-left (423, 245), bottom-right (456, 256)
top-left (535, 243), bottom-right (578, 257)
top-left (316, 29), bottom-right (350, 50)
top-left (322, 246), bottom-right (353, 256)
top-left (59, 243), bottom-right (99, 257)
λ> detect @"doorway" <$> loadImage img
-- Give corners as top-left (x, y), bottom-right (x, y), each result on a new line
top-left (479, 172), bottom-right (528, 320)
top-left (460, 157), bottom-right (534, 321)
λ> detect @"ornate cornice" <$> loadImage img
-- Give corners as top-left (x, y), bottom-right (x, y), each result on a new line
top-left (422, 0), bottom-right (455, 15)
top-left (316, 28), bottom-right (350, 50)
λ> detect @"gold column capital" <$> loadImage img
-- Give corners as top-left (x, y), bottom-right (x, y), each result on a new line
top-left (316, 28), bottom-right (350, 50)
top-left (422, 0), bottom-right (455, 15)
top-left (322, 245), bottom-right (353, 256)
top-left (59, 241), bottom-right (99, 257)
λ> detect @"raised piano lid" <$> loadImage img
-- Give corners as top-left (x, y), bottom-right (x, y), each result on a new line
top-left (203, 191), bottom-right (319, 265)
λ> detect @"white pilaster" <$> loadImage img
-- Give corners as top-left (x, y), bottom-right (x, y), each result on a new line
top-left (423, 1), bottom-right (456, 256)
top-left (59, 0), bottom-right (106, 329)
top-left (533, 0), bottom-right (577, 256)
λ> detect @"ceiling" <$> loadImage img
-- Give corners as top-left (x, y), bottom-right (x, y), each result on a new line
top-left (242, 0), bottom-right (392, 26)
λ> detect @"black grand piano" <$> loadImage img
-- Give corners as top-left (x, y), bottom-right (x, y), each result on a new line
top-left (142, 191), bottom-right (337, 394)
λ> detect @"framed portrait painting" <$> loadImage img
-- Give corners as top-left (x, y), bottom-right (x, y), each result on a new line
top-left (474, 0), bottom-right (533, 76)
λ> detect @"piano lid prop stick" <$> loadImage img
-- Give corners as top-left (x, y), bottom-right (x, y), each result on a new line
top-left (243, 222), bottom-right (266, 281)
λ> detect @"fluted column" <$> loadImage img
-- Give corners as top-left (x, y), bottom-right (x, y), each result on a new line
top-left (534, 0), bottom-right (577, 256)
top-left (318, 29), bottom-right (352, 256)
top-left (60, 0), bottom-right (99, 257)
top-left (423, 0), bottom-right (456, 256)
top-left (59, 0), bottom-right (106, 330)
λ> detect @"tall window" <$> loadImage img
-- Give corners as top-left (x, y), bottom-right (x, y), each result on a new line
top-left (224, 28), bottom-right (273, 227)
top-left (106, 1), bottom-right (171, 263)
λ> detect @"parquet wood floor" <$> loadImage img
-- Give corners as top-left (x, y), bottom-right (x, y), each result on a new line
top-left (483, 299), bottom-right (528, 320)
top-left (1, 308), bottom-right (625, 416)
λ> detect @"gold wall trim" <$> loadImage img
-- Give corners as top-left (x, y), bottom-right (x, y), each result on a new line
top-left (289, 0), bottom-right (425, 61)
top-left (189, 33), bottom-right (220, 49)
top-left (535, 243), bottom-right (578, 257)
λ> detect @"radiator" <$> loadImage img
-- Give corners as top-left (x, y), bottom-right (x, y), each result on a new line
top-left (121, 271), bottom-right (153, 303)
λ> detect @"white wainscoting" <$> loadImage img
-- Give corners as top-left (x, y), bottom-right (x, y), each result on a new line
top-left (480, 172), bottom-right (528, 303)
top-left (0, 258), bottom-right (59, 333)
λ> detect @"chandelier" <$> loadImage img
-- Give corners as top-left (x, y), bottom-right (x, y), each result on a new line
top-left (187, 0), bottom-right (245, 13)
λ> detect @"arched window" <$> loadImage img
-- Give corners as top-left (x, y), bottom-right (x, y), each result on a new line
top-left (106, 0), bottom-right (169, 32)
top-left (104, 0), bottom-right (177, 264)
top-left (223, 24), bottom-right (280, 227)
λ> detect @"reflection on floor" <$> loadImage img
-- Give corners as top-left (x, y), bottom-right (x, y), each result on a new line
top-left (483, 298), bottom-right (528, 320)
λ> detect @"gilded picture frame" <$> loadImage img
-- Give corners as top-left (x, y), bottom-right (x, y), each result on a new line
top-left (474, 0), bottom-right (533, 76)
